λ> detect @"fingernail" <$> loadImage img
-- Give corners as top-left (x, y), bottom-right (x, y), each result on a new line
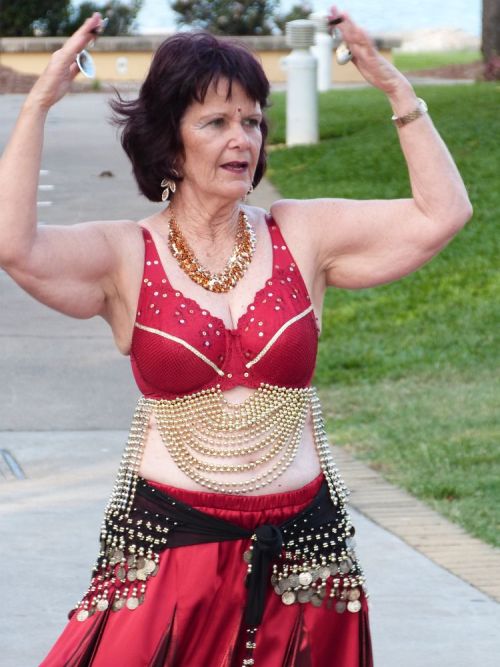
top-left (328, 17), bottom-right (344, 26)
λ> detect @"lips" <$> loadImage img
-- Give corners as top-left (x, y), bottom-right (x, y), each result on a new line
top-left (221, 161), bottom-right (249, 172)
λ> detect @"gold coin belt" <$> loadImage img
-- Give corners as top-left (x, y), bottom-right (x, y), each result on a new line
top-left (71, 386), bottom-right (366, 626)
top-left (168, 209), bottom-right (256, 293)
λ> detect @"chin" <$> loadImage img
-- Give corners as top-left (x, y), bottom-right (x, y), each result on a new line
top-left (215, 183), bottom-right (250, 202)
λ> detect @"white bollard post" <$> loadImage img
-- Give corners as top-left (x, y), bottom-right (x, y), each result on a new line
top-left (309, 13), bottom-right (333, 92)
top-left (285, 20), bottom-right (318, 147)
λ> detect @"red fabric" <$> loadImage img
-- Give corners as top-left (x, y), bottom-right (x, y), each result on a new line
top-left (130, 216), bottom-right (319, 399)
top-left (40, 474), bottom-right (372, 667)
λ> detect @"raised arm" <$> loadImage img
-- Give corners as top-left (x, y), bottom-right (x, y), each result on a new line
top-left (271, 9), bottom-right (473, 290)
top-left (0, 13), bottom-right (126, 319)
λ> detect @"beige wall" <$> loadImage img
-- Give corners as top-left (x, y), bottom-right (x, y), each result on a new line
top-left (0, 50), bottom-right (154, 82)
top-left (0, 36), bottom-right (397, 85)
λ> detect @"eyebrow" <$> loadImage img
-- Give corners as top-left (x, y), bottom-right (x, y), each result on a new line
top-left (198, 110), bottom-right (263, 122)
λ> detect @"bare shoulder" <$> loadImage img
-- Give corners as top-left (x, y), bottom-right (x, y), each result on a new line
top-left (270, 197), bottom-right (347, 229)
top-left (268, 199), bottom-right (332, 298)
top-left (269, 197), bottom-right (344, 259)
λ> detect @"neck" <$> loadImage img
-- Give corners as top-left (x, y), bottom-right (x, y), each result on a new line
top-left (167, 187), bottom-right (242, 245)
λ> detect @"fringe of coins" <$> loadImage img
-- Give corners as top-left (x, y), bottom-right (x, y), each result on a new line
top-left (72, 387), bottom-right (366, 630)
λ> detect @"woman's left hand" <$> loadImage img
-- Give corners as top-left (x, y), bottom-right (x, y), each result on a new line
top-left (328, 6), bottom-right (411, 96)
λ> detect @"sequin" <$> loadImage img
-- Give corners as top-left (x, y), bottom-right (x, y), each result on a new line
top-left (146, 261), bottom-right (152, 266)
top-left (179, 319), bottom-right (185, 324)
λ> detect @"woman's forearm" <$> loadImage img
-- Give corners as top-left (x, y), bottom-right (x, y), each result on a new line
top-left (387, 82), bottom-right (472, 228)
top-left (0, 98), bottom-right (48, 266)
top-left (0, 13), bottom-right (102, 269)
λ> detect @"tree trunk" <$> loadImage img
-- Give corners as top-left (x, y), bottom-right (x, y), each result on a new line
top-left (482, 0), bottom-right (500, 60)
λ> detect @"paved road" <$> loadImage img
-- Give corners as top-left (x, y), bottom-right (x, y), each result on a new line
top-left (1, 92), bottom-right (499, 666)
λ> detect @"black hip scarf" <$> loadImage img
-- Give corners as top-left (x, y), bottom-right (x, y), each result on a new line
top-left (135, 477), bottom-right (347, 628)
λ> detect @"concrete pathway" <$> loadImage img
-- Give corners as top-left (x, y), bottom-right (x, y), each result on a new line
top-left (1, 93), bottom-right (499, 667)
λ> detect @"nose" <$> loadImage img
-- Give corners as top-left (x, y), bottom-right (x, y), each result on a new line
top-left (228, 121), bottom-right (251, 149)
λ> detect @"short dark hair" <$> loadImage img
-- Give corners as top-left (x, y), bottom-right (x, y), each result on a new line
top-left (110, 32), bottom-right (270, 202)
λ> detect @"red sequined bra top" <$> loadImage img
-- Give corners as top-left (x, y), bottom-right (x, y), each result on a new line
top-left (130, 216), bottom-right (319, 399)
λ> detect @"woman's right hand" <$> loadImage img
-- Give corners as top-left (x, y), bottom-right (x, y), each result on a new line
top-left (27, 13), bottom-right (103, 111)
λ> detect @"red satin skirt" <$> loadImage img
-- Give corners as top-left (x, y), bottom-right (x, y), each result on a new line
top-left (40, 474), bottom-right (372, 667)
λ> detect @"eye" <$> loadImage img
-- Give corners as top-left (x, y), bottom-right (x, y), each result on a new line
top-left (244, 118), bottom-right (261, 128)
top-left (208, 117), bottom-right (225, 127)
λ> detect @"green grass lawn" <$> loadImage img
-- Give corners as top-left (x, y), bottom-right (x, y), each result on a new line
top-left (393, 49), bottom-right (481, 72)
top-left (265, 83), bottom-right (500, 547)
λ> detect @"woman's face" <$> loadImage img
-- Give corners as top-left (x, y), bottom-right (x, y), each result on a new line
top-left (179, 78), bottom-right (263, 203)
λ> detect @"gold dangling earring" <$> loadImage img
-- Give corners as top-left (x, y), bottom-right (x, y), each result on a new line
top-left (161, 177), bottom-right (177, 202)
top-left (243, 184), bottom-right (254, 202)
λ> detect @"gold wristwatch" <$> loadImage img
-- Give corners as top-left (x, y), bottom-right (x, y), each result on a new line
top-left (391, 98), bottom-right (428, 128)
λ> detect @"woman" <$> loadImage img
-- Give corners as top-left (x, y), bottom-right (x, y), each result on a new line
top-left (0, 8), bottom-right (471, 667)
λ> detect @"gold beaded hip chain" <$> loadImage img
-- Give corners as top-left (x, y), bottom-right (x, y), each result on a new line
top-left (72, 385), bottom-right (367, 629)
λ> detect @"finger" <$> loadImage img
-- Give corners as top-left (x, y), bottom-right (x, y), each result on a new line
top-left (63, 13), bottom-right (103, 58)
top-left (337, 13), bottom-right (372, 47)
top-left (69, 61), bottom-right (81, 80)
top-left (327, 5), bottom-right (345, 26)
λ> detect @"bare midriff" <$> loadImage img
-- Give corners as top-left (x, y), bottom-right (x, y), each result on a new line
top-left (138, 384), bottom-right (322, 495)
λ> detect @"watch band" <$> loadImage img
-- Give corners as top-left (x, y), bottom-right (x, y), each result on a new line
top-left (391, 98), bottom-right (428, 128)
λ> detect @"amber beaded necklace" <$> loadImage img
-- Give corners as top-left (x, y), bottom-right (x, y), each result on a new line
top-left (167, 209), bottom-right (256, 293)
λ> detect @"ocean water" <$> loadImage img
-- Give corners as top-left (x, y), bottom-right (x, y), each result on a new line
top-left (136, 0), bottom-right (482, 37)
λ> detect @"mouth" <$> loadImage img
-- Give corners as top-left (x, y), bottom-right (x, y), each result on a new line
top-left (220, 161), bottom-right (249, 173)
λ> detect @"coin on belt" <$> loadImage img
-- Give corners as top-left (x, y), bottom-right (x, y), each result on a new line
top-left (335, 600), bottom-right (347, 613)
top-left (348, 588), bottom-right (361, 601)
top-left (299, 571), bottom-right (313, 586)
top-left (112, 598), bottom-right (125, 611)
top-left (311, 594), bottom-right (323, 607)
top-left (126, 596), bottom-right (139, 610)
top-left (144, 558), bottom-right (156, 574)
top-left (298, 588), bottom-right (313, 603)
top-left (282, 590), bottom-right (297, 605)
top-left (76, 609), bottom-right (89, 622)
top-left (347, 599), bottom-right (362, 613)
top-left (96, 598), bottom-right (109, 612)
